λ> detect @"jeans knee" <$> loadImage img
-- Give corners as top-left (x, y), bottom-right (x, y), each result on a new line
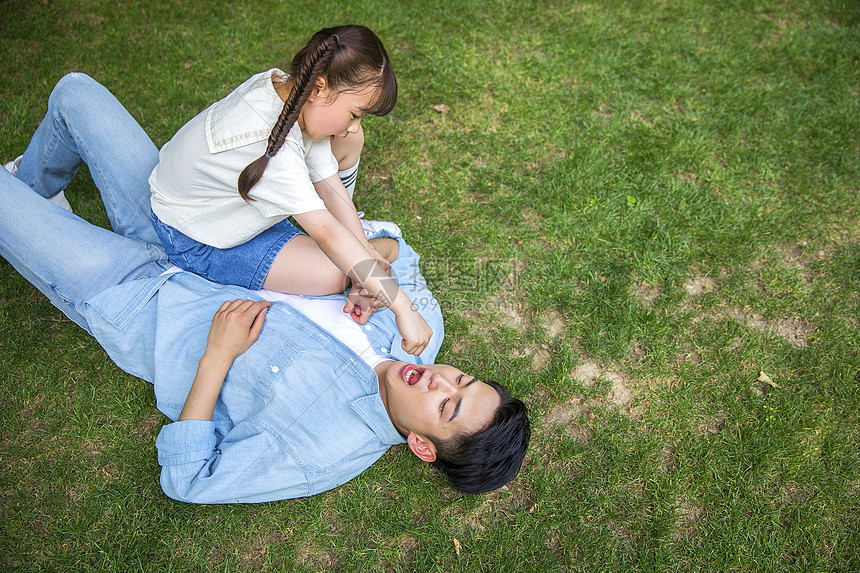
top-left (50, 72), bottom-right (99, 111)
top-left (54, 72), bottom-right (95, 93)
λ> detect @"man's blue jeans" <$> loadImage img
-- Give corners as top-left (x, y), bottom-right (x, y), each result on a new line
top-left (0, 73), bottom-right (171, 331)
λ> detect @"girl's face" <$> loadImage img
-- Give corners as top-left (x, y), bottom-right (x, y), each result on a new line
top-left (299, 79), bottom-right (378, 142)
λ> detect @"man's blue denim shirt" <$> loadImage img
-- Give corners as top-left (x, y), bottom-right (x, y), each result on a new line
top-left (81, 232), bottom-right (444, 503)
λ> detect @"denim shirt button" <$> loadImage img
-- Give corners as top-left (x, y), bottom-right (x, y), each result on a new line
top-left (380, 347), bottom-right (388, 353)
top-left (271, 365), bottom-right (279, 373)
top-left (364, 325), bottom-right (372, 331)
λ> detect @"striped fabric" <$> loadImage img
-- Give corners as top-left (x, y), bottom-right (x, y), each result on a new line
top-left (338, 159), bottom-right (360, 198)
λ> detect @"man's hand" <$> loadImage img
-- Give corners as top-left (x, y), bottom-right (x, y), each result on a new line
top-left (396, 308), bottom-right (432, 356)
top-left (179, 299), bottom-right (271, 422)
top-left (204, 299), bottom-right (271, 363)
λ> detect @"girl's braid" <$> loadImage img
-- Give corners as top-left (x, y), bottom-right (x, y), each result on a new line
top-left (238, 35), bottom-right (339, 201)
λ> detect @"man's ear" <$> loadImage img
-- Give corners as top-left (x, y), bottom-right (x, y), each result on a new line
top-left (406, 432), bottom-right (437, 463)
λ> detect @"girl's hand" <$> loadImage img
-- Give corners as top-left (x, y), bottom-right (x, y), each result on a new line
top-left (204, 299), bottom-right (271, 363)
top-left (343, 246), bottom-right (390, 324)
top-left (343, 282), bottom-right (384, 325)
top-left (396, 308), bottom-right (432, 356)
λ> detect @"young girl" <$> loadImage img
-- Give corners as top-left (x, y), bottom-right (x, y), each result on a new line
top-left (149, 25), bottom-right (431, 355)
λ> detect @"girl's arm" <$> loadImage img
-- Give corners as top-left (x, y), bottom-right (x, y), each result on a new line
top-left (313, 174), bottom-right (390, 275)
top-left (292, 209), bottom-right (432, 356)
top-left (343, 237), bottom-right (399, 324)
top-left (313, 174), bottom-right (371, 249)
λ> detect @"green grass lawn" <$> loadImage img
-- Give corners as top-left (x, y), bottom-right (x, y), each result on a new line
top-left (1, 0), bottom-right (858, 571)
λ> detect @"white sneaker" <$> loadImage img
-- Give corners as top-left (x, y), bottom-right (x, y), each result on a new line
top-left (361, 219), bottom-right (402, 238)
top-left (4, 155), bottom-right (22, 176)
top-left (4, 154), bottom-right (73, 213)
top-left (48, 190), bottom-right (73, 212)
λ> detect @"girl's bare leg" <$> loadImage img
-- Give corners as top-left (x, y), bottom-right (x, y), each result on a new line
top-left (330, 124), bottom-right (364, 170)
top-left (261, 235), bottom-right (350, 295)
top-left (261, 236), bottom-right (398, 296)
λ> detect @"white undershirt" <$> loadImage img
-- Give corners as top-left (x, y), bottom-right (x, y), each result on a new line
top-left (258, 289), bottom-right (395, 368)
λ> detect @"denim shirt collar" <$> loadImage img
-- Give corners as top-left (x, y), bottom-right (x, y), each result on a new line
top-left (351, 393), bottom-right (404, 445)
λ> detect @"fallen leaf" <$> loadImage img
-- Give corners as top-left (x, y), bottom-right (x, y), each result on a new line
top-left (757, 371), bottom-right (780, 388)
top-left (453, 538), bottom-right (461, 556)
top-left (433, 103), bottom-right (451, 113)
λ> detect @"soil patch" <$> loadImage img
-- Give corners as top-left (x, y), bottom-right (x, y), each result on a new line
top-left (540, 309), bottom-right (567, 337)
top-left (569, 361), bottom-right (638, 414)
top-left (697, 416), bottom-right (727, 436)
top-left (136, 408), bottom-right (164, 443)
top-left (725, 308), bottom-right (814, 348)
top-left (671, 495), bottom-right (703, 541)
top-left (631, 281), bottom-right (662, 307)
top-left (683, 275), bottom-right (717, 296)
top-left (545, 397), bottom-right (594, 443)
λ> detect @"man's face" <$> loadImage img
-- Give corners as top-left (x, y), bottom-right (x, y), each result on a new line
top-left (377, 361), bottom-right (501, 447)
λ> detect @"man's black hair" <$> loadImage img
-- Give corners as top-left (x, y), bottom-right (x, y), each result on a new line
top-left (430, 380), bottom-right (529, 494)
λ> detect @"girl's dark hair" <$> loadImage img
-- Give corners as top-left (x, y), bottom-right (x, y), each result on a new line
top-left (430, 380), bottom-right (530, 495)
top-left (238, 25), bottom-right (397, 201)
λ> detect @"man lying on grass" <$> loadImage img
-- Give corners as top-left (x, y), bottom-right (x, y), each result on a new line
top-left (0, 74), bottom-right (529, 503)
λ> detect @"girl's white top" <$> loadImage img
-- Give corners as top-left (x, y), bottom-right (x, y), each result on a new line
top-left (149, 68), bottom-right (339, 249)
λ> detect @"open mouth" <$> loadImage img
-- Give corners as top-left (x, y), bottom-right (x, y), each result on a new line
top-left (400, 364), bottom-right (425, 386)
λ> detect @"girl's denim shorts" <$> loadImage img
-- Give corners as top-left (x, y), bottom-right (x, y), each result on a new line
top-left (151, 212), bottom-right (303, 290)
